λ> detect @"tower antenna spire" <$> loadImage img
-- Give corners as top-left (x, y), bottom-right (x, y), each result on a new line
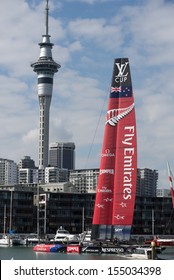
top-left (46, 0), bottom-right (49, 35)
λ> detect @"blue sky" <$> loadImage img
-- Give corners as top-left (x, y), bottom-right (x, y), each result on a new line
top-left (1, 0), bottom-right (174, 189)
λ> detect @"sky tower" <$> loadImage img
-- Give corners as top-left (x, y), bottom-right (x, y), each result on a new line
top-left (31, 0), bottom-right (60, 181)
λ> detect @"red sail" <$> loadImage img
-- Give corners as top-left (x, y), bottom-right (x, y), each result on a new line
top-left (92, 58), bottom-right (137, 241)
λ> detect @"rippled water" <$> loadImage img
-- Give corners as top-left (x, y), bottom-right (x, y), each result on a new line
top-left (0, 246), bottom-right (128, 260)
top-left (1, 245), bottom-right (174, 260)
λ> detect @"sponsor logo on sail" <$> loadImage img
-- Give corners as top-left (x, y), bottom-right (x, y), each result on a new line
top-left (101, 149), bottom-right (115, 157)
top-left (122, 126), bottom-right (135, 200)
top-left (115, 62), bottom-right (128, 83)
top-left (98, 186), bottom-right (112, 193)
top-left (115, 228), bottom-right (123, 232)
top-left (100, 169), bottom-right (114, 175)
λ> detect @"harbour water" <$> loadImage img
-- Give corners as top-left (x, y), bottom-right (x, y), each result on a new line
top-left (0, 246), bottom-right (128, 260)
top-left (1, 245), bottom-right (174, 260)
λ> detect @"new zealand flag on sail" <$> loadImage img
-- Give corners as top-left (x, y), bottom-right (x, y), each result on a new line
top-left (109, 58), bottom-right (132, 98)
top-left (110, 86), bottom-right (132, 98)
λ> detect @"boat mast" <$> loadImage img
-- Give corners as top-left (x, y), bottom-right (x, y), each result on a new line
top-left (152, 209), bottom-right (155, 236)
top-left (9, 191), bottom-right (13, 233)
top-left (3, 204), bottom-right (6, 235)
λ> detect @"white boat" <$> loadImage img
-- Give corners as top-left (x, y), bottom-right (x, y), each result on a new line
top-left (51, 226), bottom-right (79, 243)
top-left (0, 206), bottom-right (11, 246)
top-left (79, 230), bottom-right (92, 244)
top-left (26, 233), bottom-right (39, 245)
top-left (11, 235), bottom-right (27, 246)
top-left (124, 247), bottom-right (157, 260)
top-left (0, 235), bottom-right (11, 246)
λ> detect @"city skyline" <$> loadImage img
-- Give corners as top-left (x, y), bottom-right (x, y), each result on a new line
top-left (0, 0), bottom-right (174, 188)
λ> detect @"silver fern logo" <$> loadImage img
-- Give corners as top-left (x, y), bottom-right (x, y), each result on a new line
top-left (106, 103), bottom-right (134, 126)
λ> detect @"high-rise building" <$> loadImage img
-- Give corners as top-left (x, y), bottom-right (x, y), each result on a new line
top-left (18, 156), bottom-right (36, 169)
top-left (136, 168), bottom-right (158, 197)
top-left (49, 142), bottom-right (75, 170)
top-left (18, 156), bottom-right (38, 185)
top-left (31, 0), bottom-right (60, 182)
top-left (0, 158), bottom-right (18, 185)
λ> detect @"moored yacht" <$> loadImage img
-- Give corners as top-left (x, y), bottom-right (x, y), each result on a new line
top-left (26, 233), bottom-right (40, 245)
top-left (79, 230), bottom-right (92, 244)
top-left (126, 247), bottom-right (154, 260)
top-left (51, 226), bottom-right (79, 243)
top-left (0, 235), bottom-right (11, 246)
top-left (11, 235), bottom-right (27, 246)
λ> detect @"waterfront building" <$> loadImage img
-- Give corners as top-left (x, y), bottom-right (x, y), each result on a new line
top-left (45, 167), bottom-right (68, 183)
top-left (34, 191), bottom-right (94, 235)
top-left (69, 168), bottom-right (99, 193)
top-left (33, 192), bottom-right (174, 235)
top-left (132, 195), bottom-right (174, 235)
top-left (136, 168), bottom-right (158, 197)
top-left (0, 186), bottom-right (173, 235)
top-left (31, 0), bottom-right (60, 182)
top-left (49, 142), bottom-right (75, 170)
top-left (0, 158), bottom-right (18, 185)
top-left (0, 188), bottom-right (34, 233)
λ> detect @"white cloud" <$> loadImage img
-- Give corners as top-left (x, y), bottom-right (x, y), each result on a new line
top-left (68, 18), bottom-right (123, 51)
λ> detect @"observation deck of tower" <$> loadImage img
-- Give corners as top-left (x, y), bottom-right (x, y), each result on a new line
top-left (31, 0), bottom-right (61, 177)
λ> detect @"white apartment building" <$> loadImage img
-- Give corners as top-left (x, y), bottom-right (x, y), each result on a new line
top-left (69, 168), bottom-right (99, 193)
top-left (0, 158), bottom-right (18, 185)
top-left (45, 167), bottom-right (68, 183)
top-left (18, 168), bottom-right (38, 184)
